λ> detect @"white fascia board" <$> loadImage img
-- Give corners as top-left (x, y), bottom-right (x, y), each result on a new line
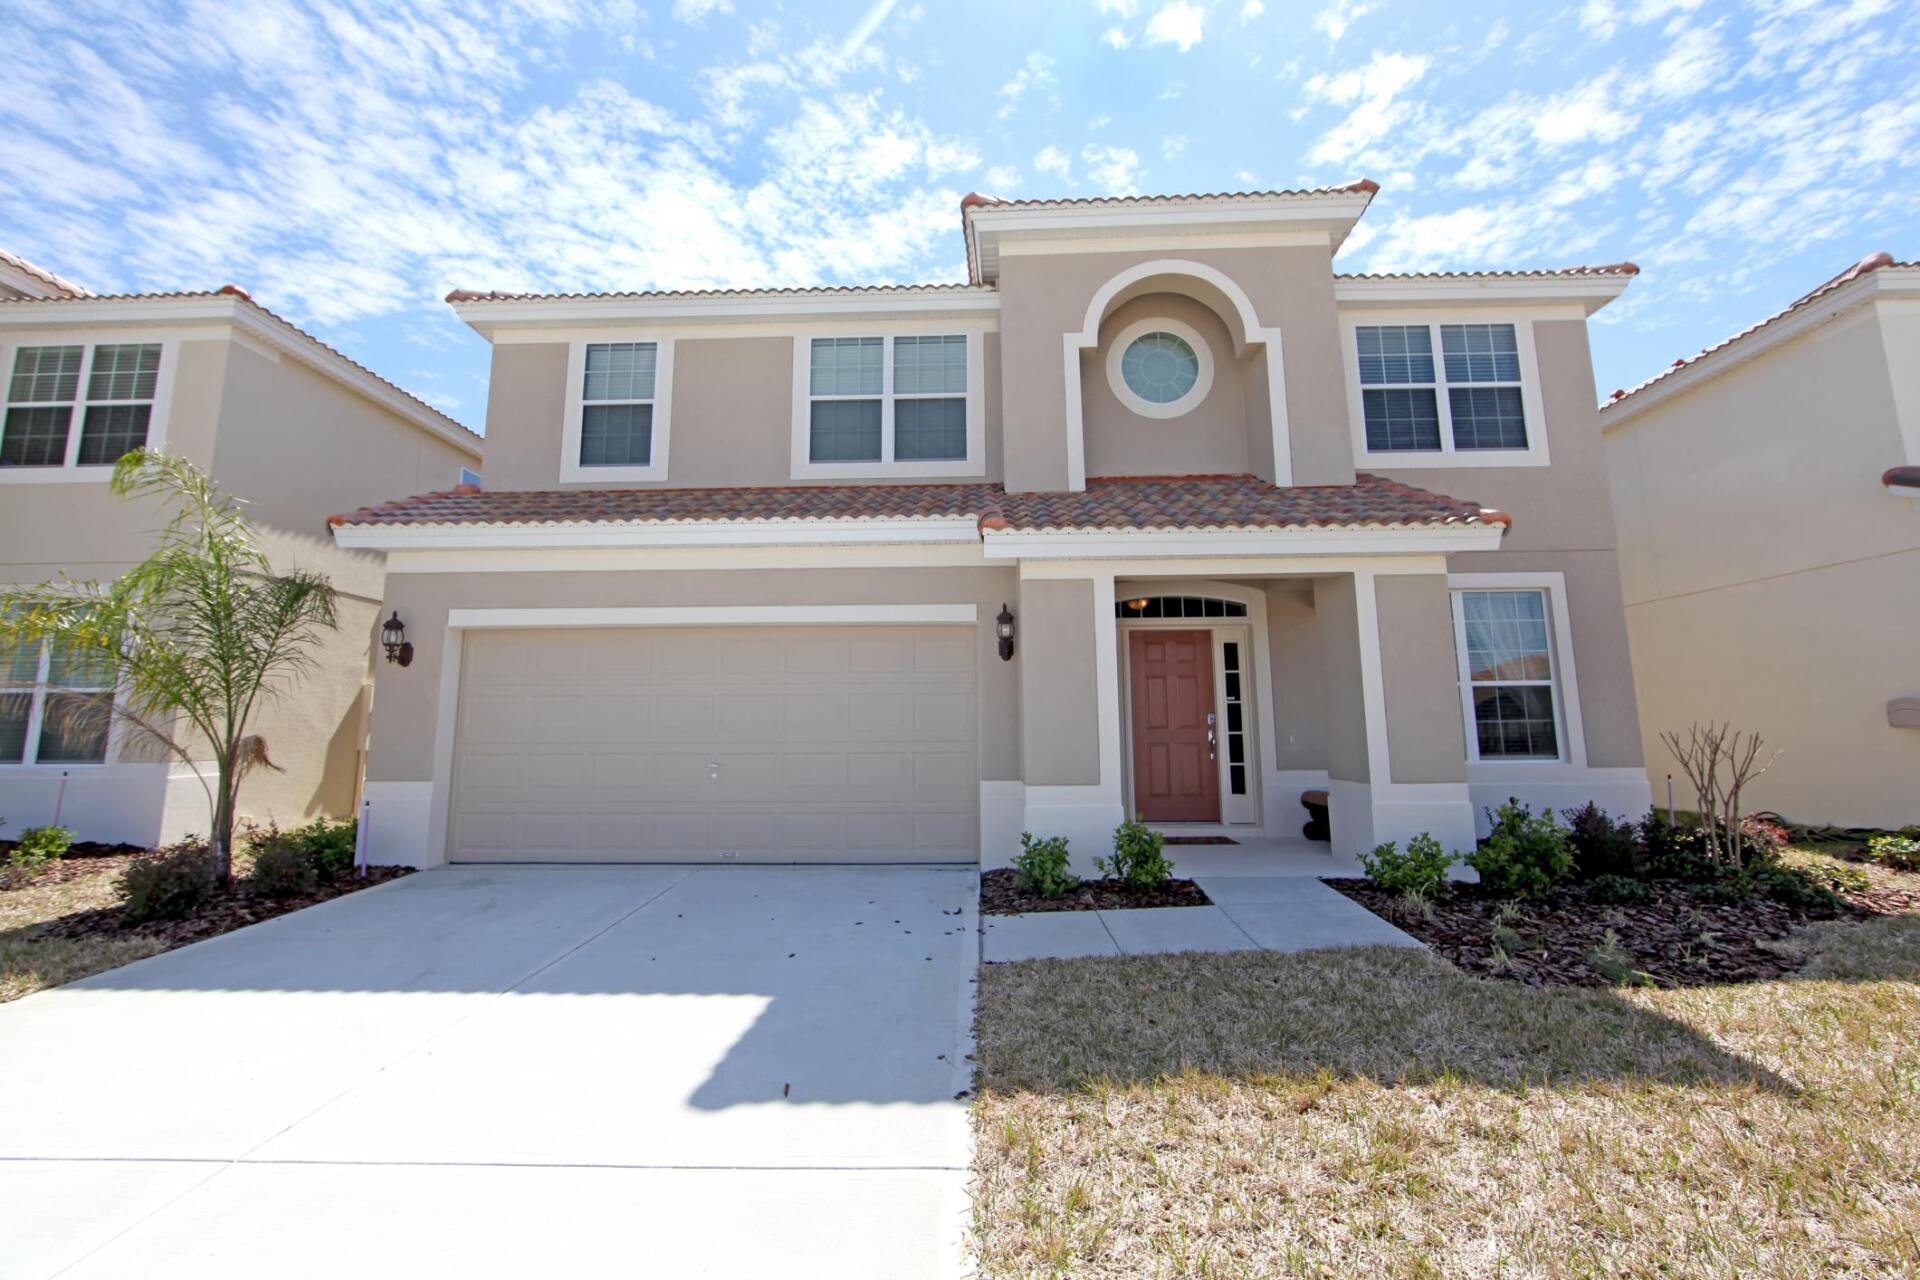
top-left (330, 517), bottom-right (986, 551)
top-left (1600, 271), bottom-right (1909, 430)
top-left (446, 603), bottom-right (979, 629)
top-left (0, 262), bottom-right (71, 299)
top-left (450, 288), bottom-right (1001, 336)
top-left (982, 524), bottom-right (1504, 560)
top-left (0, 295), bottom-right (481, 458)
top-left (1333, 275), bottom-right (1632, 314)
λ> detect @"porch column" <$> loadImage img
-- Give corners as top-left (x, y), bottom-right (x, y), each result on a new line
top-left (1016, 568), bottom-right (1125, 874)
top-left (1316, 569), bottom-right (1477, 859)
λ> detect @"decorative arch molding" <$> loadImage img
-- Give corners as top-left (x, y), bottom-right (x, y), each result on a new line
top-left (1063, 258), bottom-right (1292, 489)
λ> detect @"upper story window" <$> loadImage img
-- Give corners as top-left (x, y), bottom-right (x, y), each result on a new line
top-left (1105, 317), bottom-right (1215, 420)
top-left (1345, 319), bottom-right (1547, 467)
top-left (458, 466), bottom-right (482, 488)
top-left (2, 342), bottom-right (162, 473)
top-left (790, 331), bottom-right (985, 479)
top-left (560, 338), bottom-right (673, 483)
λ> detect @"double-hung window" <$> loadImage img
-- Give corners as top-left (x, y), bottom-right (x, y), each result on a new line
top-left (0, 619), bottom-right (114, 766)
top-left (798, 333), bottom-right (977, 473)
top-left (1352, 321), bottom-right (1536, 460)
top-left (2, 342), bottom-right (163, 471)
top-left (1451, 588), bottom-right (1561, 760)
top-left (579, 342), bottom-right (657, 467)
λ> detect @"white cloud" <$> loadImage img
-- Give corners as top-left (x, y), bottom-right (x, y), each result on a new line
top-left (1102, 26), bottom-right (1130, 49)
top-left (1161, 133), bottom-right (1188, 160)
top-left (1095, 0), bottom-right (1138, 14)
top-left (1159, 78), bottom-right (1186, 100)
top-left (839, 0), bottom-right (902, 60)
top-left (1312, 0), bottom-right (1374, 41)
top-left (983, 163), bottom-right (1021, 189)
top-left (1033, 144), bottom-right (1071, 177)
top-left (923, 139), bottom-right (980, 176)
top-left (1240, 0), bottom-right (1266, 19)
top-left (1649, 25), bottom-right (1728, 100)
top-left (1143, 1), bottom-right (1205, 51)
top-left (672, 0), bottom-right (731, 24)
top-left (1088, 113), bottom-right (1112, 130)
top-left (1304, 52), bottom-right (1431, 165)
top-left (995, 52), bottom-right (1057, 120)
top-left (1531, 74), bottom-right (1637, 146)
top-left (1081, 144), bottom-right (1142, 194)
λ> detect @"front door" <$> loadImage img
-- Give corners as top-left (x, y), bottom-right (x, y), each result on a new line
top-left (1127, 630), bottom-right (1220, 823)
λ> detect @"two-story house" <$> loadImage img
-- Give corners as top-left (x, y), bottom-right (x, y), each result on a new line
top-left (330, 184), bottom-right (1650, 870)
top-left (1602, 252), bottom-right (1920, 828)
top-left (1, 251), bottom-right (483, 847)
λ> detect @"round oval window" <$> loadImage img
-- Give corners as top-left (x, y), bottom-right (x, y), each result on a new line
top-left (1120, 331), bottom-right (1201, 405)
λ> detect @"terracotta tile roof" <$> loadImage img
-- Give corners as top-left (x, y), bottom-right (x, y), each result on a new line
top-left (328, 473), bottom-right (1509, 536)
top-left (0, 248), bottom-right (93, 298)
top-left (444, 282), bottom-right (991, 304)
top-left (1336, 263), bottom-right (1640, 280)
top-left (958, 181), bottom-right (1379, 213)
top-left (1603, 252), bottom-right (1912, 411)
top-left (0, 284), bottom-right (479, 445)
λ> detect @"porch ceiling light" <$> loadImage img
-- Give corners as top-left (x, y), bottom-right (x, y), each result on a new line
top-left (1125, 597), bottom-right (1151, 611)
top-left (995, 603), bottom-right (1016, 661)
top-left (381, 610), bottom-right (414, 668)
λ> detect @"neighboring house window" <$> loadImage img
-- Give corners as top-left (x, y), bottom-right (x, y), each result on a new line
top-left (1, 343), bottom-right (161, 470)
top-left (1353, 322), bottom-right (1531, 455)
top-left (1452, 589), bottom-right (1560, 760)
top-left (579, 342), bottom-right (656, 467)
top-left (458, 467), bottom-right (482, 488)
top-left (0, 619), bottom-right (113, 766)
top-left (804, 334), bottom-right (971, 465)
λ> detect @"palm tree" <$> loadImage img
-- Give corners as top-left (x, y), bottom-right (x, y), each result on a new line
top-left (0, 450), bottom-right (339, 882)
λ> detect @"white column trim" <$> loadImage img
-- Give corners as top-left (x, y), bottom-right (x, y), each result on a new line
top-left (1350, 569), bottom-right (1394, 788)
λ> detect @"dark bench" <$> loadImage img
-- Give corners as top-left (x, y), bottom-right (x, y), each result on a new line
top-left (1300, 789), bottom-right (1331, 842)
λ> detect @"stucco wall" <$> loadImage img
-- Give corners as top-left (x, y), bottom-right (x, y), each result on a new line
top-left (1081, 292), bottom-right (1251, 477)
top-left (363, 566), bottom-right (1023, 785)
top-left (1312, 575), bottom-right (1370, 783)
top-left (478, 332), bottom-right (1006, 491)
top-left (1604, 302), bottom-right (1919, 824)
top-left (1017, 578), bottom-right (1099, 786)
top-left (1376, 573), bottom-right (1470, 784)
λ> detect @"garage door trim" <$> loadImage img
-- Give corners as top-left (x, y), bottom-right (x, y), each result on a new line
top-left (426, 604), bottom-right (982, 863)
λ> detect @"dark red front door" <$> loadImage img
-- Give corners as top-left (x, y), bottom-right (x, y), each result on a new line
top-left (1128, 630), bottom-right (1219, 823)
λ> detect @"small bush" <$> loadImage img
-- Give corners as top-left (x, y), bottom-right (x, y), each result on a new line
top-left (245, 818), bottom-right (357, 882)
top-left (1098, 815), bottom-right (1173, 890)
top-left (1466, 800), bottom-right (1573, 899)
top-left (1797, 859), bottom-right (1871, 895)
top-left (119, 838), bottom-right (220, 922)
top-left (1639, 811), bottom-right (1720, 883)
top-left (1740, 814), bottom-right (1791, 860)
top-left (1566, 803), bottom-right (1641, 879)
top-left (1588, 873), bottom-right (1651, 904)
top-left (248, 840), bottom-right (320, 898)
top-left (1744, 862), bottom-right (1843, 912)
top-left (1011, 833), bottom-right (1078, 899)
top-left (1868, 832), bottom-right (1920, 872)
top-left (1360, 833), bottom-right (1457, 897)
top-left (9, 825), bottom-right (74, 876)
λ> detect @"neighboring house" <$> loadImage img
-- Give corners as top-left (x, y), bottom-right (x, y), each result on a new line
top-left (1601, 252), bottom-right (1920, 829)
top-left (330, 183), bottom-right (1650, 870)
top-left (0, 250), bottom-right (483, 847)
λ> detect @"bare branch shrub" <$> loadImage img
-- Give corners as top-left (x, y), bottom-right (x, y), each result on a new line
top-left (1659, 722), bottom-right (1780, 867)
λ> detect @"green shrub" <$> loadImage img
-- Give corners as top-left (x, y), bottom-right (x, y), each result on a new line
top-left (1098, 815), bottom-right (1173, 890)
top-left (1359, 833), bottom-right (1457, 897)
top-left (1797, 859), bottom-right (1871, 895)
top-left (1744, 863), bottom-right (1843, 912)
top-left (1868, 833), bottom-right (1920, 873)
top-left (1011, 833), bottom-right (1078, 899)
top-left (1566, 802), bottom-right (1641, 879)
top-left (1740, 814), bottom-right (1791, 859)
top-left (1466, 800), bottom-right (1573, 899)
top-left (119, 838), bottom-right (220, 922)
top-left (1588, 873), bottom-right (1651, 904)
top-left (248, 840), bottom-right (319, 898)
top-left (246, 818), bottom-right (357, 882)
top-left (8, 824), bottom-right (74, 876)
top-left (1638, 811), bottom-right (1720, 883)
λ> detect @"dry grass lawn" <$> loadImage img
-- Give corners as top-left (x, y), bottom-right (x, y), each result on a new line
top-left (0, 860), bottom-right (169, 1003)
top-left (971, 897), bottom-right (1920, 1277)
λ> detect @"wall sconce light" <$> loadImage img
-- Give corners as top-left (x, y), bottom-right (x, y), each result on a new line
top-left (1124, 597), bottom-right (1151, 612)
top-left (995, 603), bottom-right (1016, 661)
top-left (381, 611), bottom-right (414, 668)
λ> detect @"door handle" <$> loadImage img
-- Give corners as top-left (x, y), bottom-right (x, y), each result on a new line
top-left (1207, 729), bottom-right (1217, 761)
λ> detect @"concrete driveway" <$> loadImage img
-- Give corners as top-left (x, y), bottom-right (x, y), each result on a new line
top-left (0, 866), bottom-right (978, 1279)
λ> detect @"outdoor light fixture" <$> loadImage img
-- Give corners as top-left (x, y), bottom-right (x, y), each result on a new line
top-left (995, 603), bottom-right (1016, 662)
top-left (1125, 597), bottom-right (1151, 612)
top-left (381, 611), bottom-right (414, 668)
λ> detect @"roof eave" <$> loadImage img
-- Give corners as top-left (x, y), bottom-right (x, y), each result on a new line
top-left (446, 286), bottom-right (1001, 336)
top-left (1334, 273), bottom-right (1634, 314)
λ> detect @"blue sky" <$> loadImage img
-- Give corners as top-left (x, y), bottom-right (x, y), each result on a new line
top-left (3, 0), bottom-right (1916, 431)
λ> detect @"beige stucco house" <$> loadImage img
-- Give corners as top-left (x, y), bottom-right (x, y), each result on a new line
top-left (331, 184), bottom-right (1651, 871)
top-left (1, 249), bottom-right (483, 847)
top-left (1602, 252), bottom-right (1920, 829)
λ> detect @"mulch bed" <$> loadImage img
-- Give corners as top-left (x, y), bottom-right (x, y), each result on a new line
top-left (980, 867), bottom-right (1211, 916)
top-left (0, 839), bottom-right (146, 861)
top-left (14, 852), bottom-right (412, 949)
top-left (1328, 876), bottom-right (1917, 988)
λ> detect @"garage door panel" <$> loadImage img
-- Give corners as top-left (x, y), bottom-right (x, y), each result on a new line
top-left (450, 626), bottom-right (977, 863)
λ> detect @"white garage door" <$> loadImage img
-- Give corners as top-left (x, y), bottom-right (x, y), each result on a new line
top-left (448, 625), bottom-right (979, 863)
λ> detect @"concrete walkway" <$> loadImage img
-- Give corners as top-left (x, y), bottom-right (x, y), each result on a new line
top-left (0, 866), bottom-right (977, 1280)
top-left (981, 876), bottom-right (1420, 962)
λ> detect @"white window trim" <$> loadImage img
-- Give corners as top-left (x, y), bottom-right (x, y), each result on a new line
top-left (1, 639), bottom-right (119, 769)
top-left (0, 336), bottom-right (177, 485)
top-left (1341, 314), bottom-right (1550, 468)
top-left (1104, 316), bottom-right (1216, 420)
top-left (1446, 571), bottom-right (1587, 771)
top-left (789, 331), bottom-right (986, 479)
top-left (560, 337), bottom-right (674, 483)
